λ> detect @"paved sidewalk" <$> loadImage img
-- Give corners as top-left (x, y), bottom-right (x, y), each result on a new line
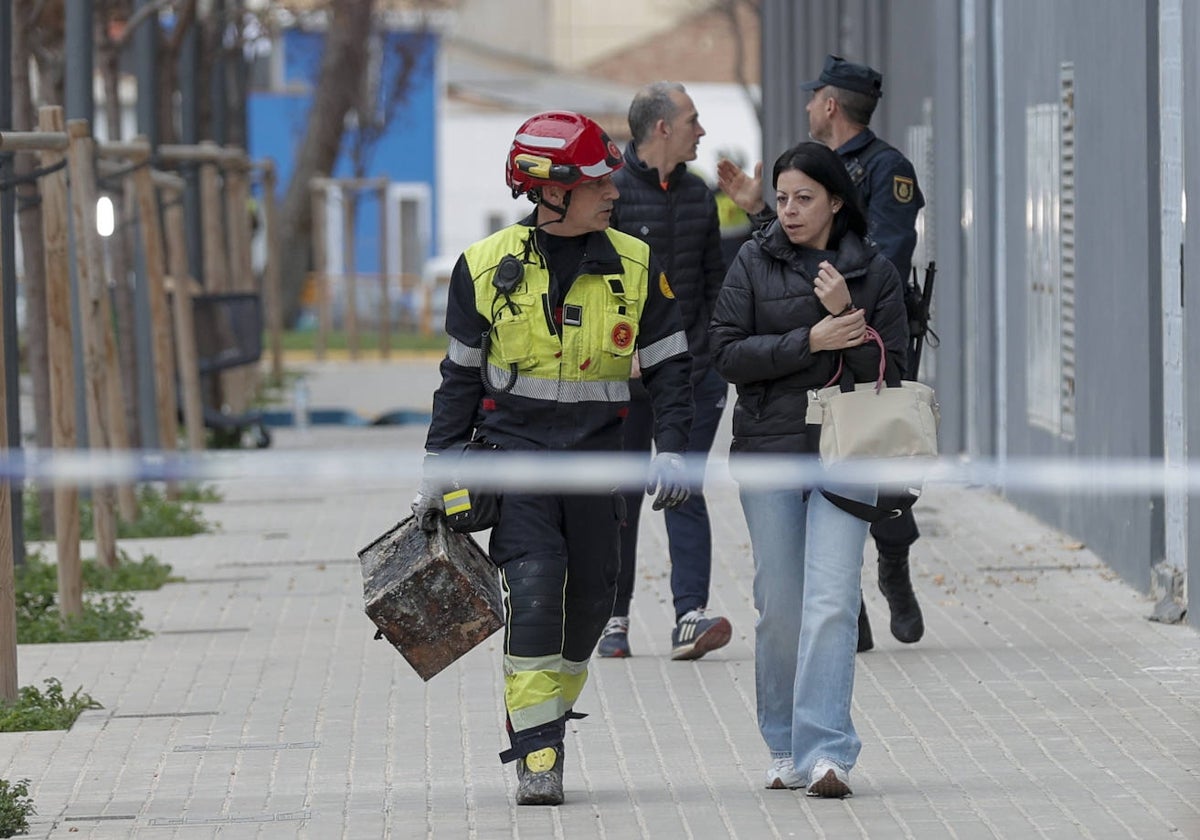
top-left (3, 358), bottom-right (1199, 838)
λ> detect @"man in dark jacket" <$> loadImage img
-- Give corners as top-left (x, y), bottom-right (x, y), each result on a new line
top-left (596, 81), bottom-right (732, 661)
top-left (717, 55), bottom-right (927, 652)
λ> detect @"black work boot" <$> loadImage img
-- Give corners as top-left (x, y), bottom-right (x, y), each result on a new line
top-left (878, 554), bottom-right (924, 643)
top-left (856, 595), bottom-right (874, 652)
top-left (515, 743), bottom-right (565, 806)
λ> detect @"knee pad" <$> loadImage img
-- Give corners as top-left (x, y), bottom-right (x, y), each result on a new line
top-left (503, 555), bottom-right (566, 655)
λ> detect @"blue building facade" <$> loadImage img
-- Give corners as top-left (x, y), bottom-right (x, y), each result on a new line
top-left (247, 27), bottom-right (439, 274)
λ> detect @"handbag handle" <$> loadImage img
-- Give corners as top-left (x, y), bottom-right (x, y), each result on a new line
top-left (823, 326), bottom-right (887, 393)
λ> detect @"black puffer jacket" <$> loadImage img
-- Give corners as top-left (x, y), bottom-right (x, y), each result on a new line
top-left (709, 221), bottom-right (908, 454)
top-left (611, 141), bottom-right (725, 382)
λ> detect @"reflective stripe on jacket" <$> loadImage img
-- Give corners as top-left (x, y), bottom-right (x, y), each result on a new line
top-left (426, 220), bottom-right (693, 453)
top-left (466, 226), bottom-right (644, 393)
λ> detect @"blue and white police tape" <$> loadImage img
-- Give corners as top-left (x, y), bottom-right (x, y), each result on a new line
top-left (1, 448), bottom-right (1199, 496)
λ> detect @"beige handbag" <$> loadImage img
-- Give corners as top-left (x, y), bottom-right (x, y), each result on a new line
top-left (807, 327), bottom-right (939, 523)
top-left (806, 327), bottom-right (939, 463)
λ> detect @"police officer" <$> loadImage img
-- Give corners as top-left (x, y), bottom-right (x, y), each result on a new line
top-left (411, 111), bottom-right (694, 806)
top-left (717, 55), bottom-right (926, 652)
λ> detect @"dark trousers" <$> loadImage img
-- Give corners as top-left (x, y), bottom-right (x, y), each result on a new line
top-left (489, 491), bottom-right (624, 662)
top-left (615, 367), bottom-right (728, 620)
top-left (870, 506), bottom-right (920, 557)
top-left (869, 342), bottom-right (924, 557)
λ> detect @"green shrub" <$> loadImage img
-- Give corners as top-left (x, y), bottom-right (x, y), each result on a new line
top-left (278, 328), bottom-right (446, 354)
top-left (16, 551), bottom-right (177, 594)
top-left (17, 591), bottom-right (150, 644)
top-left (14, 553), bottom-right (154, 644)
top-left (0, 679), bottom-right (102, 733)
top-left (83, 552), bottom-right (178, 591)
top-left (175, 483), bottom-right (221, 504)
top-left (23, 484), bottom-right (216, 542)
top-left (0, 778), bottom-right (35, 838)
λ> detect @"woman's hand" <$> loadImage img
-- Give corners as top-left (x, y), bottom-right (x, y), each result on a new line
top-left (809, 308), bottom-right (867, 352)
top-left (813, 261), bottom-right (852, 315)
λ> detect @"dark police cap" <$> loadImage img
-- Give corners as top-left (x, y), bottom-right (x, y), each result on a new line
top-left (800, 54), bottom-right (883, 99)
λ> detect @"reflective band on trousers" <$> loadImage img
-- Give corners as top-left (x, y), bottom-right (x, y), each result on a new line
top-left (484, 364), bottom-right (631, 402)
top-left (503, 653), bottom-right (589, 734)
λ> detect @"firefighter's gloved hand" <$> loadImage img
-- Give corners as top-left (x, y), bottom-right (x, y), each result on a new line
top-left (646, 452), bottom-right (690, 511)
top-left (410, 453), bottom-right (444, 532)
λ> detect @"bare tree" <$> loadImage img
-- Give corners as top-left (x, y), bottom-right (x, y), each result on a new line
top-left (13, 0), bottom-right (59, 535)
top-left (715, 0), bottom-right (762, 128)
top-left (345, 30), bottom-right (430, 179)
top-left (276, 0), bottom-right (377, 326)
top-left (97, 0), bottom-right (140, 446)
top-left (157, 0), bottom-right (198, 146)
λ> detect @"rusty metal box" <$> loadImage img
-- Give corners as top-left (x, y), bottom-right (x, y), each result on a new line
top-left (358, 515), bottom-right (503, 681)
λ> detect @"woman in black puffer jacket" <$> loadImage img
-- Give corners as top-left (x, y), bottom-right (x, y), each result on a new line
top-left (709, 142), bottom-right (907, 798)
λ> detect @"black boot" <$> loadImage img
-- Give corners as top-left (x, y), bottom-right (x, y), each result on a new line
top-left (856, 594), bottom-right (874, 652)
top-left (878, 554), bottom-right (924, 643)
top-left (515, 743), bottom-right (565, 806)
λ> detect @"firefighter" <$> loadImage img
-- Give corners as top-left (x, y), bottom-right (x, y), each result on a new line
top-left (411, 111), bottom-right (694, 806)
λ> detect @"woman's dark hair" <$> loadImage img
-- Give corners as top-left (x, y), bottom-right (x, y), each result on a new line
top-left (771, 142), bottom-right (867, 248)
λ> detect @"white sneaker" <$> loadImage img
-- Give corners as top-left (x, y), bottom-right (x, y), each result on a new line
top-left (806, 759), bottom-right (852, 798)
top-left (764, 755), bottom-right (805, 789)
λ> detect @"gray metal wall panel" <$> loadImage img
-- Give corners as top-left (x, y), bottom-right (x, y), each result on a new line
top-left (760, 0), bottom-right (959, 445)
top-left (1186, 0), bottom-right (1199, 626)
top-left (998, 1), bottom-right (1157, 590)
top-left (759, 0), bottom-right (1180, 600)
top-left (759, 1), bottom-right (800, 179)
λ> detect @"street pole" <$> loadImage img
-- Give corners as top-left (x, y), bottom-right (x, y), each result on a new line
top-left (0, 0), bottom-right (25, 568)
top-left (65, 0), bottom-right (95, 451)
top-left (133, 0), bottom-right (161, 447)
top-left (0, 0), bottom-right (20, 702)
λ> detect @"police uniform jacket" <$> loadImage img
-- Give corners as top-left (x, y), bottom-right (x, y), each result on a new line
top-left (426, 216), bottom-right (693, 454)
top-left (836, 129), bottom-right (925, 283)
top-left (611, 141), bottom-right (725, 384)
top-left (709, 220), bottom-right (908, 454)
top-left (750, 130), bottom-right (925, 283)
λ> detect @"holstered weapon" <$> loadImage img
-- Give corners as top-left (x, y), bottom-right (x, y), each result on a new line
top-left (906, 261), bottom-right (938, 377)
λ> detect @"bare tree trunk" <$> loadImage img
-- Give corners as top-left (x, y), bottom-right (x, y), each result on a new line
top-left (223, 0), bottom-right (249, 151)
top-left (717, 0), bottom-right (762, 128)
top-left (97, 35), bottom-right (143, 448)
top-left (278, 0), bottom-right (376, 326)
top-left (158, 0), bottom-right (198, 146)
top-left (14, 0), bottom-right (55, 536)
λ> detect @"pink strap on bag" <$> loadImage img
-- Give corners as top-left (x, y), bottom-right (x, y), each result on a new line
top-left (822, 326), bottom-right (887, 392)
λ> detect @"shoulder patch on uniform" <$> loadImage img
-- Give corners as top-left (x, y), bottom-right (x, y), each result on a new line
top-left (658, 272), bottom-right (675, 300)
top-left (893, 175), bottom-right (915, 204)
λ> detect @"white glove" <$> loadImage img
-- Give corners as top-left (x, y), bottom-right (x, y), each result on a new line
top-left (646, 452), bottom-right (690, 511)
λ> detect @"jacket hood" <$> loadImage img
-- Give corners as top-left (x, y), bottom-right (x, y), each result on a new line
top-left (623, 140), bottom-right (689, 188)
top-left (755, 218), bottom-right (878, 279)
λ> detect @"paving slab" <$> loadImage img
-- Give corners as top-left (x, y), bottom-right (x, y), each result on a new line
top-left (2, 358), bottom-right (1198, 839)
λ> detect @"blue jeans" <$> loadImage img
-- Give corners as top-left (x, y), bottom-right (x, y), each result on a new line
top-left (616, 367), bottom-right (727, 619)
top-left (739, 482), bottom-right (873, 777)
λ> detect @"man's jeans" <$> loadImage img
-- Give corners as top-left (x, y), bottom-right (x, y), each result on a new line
top-left (739, 482), bottom-right (872, 777)
top-left (616, 367), bottom-right (727, 619)
top-left (665, 367), bottom-right (727, 618)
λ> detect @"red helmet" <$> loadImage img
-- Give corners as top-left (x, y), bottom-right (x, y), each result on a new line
top-left (506, 111), bottom-right (624, 198)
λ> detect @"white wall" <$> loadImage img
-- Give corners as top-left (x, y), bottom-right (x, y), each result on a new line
top-left (685, 82), bottom-right (762, 183)
top-left (437, 106), bottom-right (534, 261)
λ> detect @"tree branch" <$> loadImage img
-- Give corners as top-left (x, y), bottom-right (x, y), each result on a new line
top-left (113, 0), bottom-right (178, 50)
